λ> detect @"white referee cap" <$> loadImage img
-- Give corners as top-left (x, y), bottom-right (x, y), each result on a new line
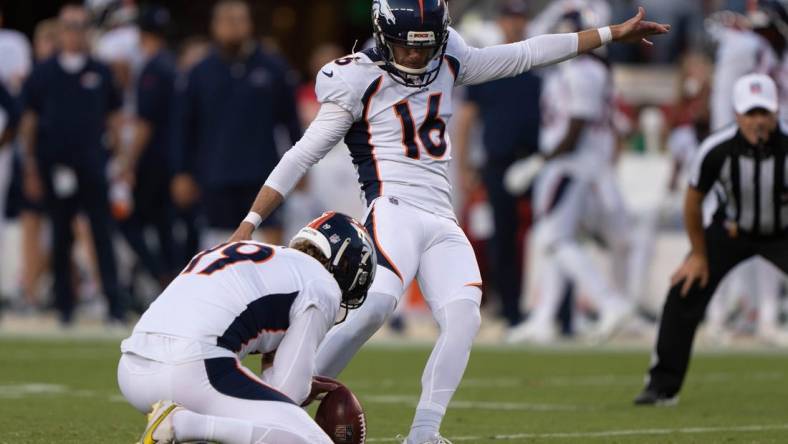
top-left (733, 73), bottom-right (778, 115)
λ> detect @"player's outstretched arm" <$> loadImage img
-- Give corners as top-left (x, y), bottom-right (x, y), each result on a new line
top-left (229, 102), bottom-right (355, 242)
top-left (577, 6), bottom-right (670, 53)
top-left (457, 7), bottom-right (670, 86)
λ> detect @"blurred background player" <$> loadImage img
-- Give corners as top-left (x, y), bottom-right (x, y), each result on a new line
top-left (118, 212), bottom-right (375, 444)
top-left (0, 79), bottom-right (21, 308)
top-left (454, 0), bottom-right (541, 329)
top-left (507, 5), bottom-right (634, 344)
top-left (171, 0), bottom-right (302, 250)
top-left (114, 5), bottom-right (177, 296)
top-left (0, 3), bottom-right (32, 95)
top-left (635, 74), bottom-right (788, 406)
top-left (0, 2), bottom-right (31, 304)
top-left (8, 18), bottom-right (58, 313)
top-left (18, 3), bottom-right (126, 325)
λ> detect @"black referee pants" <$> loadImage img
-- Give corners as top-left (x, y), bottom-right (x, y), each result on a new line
top-left (646, 221), bottom-right (788, 396)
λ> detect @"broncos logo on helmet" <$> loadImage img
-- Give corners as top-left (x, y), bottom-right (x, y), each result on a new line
top-left (290, 212), bottom-right (377, 314)
top-left (372, 0), bottom-right (451, 88)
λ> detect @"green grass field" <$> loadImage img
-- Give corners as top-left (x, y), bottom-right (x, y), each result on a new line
top-left (1, 338), bottom-right (787, 443)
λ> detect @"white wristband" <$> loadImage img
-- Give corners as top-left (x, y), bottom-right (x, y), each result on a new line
top-left (243, 212), bottom-right (263, 229)
top-left (598, 26), bottom-right (613, 45)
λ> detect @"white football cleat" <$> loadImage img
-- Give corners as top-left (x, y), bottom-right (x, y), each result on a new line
top-left (505, 320), bottom-right (557, 345)
top-left (137, 400), bottom-right (181, 444)
top-left (401, 434), bottom-right (454, 444)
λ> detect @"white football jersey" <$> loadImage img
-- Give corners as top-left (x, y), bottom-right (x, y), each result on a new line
top-left (539, 54), bottom-right (615, 176)
top-left (123, 242), bottom-right (340, 363)
top-left (315, 28), bottom-right (524, 220)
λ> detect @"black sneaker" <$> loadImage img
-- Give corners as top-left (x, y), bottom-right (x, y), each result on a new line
top-left (633, 388), bottom-right (679, 406)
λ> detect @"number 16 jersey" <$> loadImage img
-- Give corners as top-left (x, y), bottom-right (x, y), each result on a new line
top-left (317, 30), bottom-right (470, 220)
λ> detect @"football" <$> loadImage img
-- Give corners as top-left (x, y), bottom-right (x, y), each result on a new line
top-left (315, 384), bottom-right (367, 444)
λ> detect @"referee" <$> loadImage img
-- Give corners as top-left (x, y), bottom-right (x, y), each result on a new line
top-left (635, 73), bottom-right (788, 406)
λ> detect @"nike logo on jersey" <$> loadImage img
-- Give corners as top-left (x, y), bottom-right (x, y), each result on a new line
top-left (322, 69), bottom-right (334, 78)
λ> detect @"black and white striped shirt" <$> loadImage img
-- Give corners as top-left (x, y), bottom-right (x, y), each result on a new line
top-left (690, 124), bottom-right (788, 238)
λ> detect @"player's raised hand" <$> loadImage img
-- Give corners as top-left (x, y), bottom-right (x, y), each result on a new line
top-left (670, 252), bottom-right (709, 297)
top-left (613, 7), bottom-right (671, 46)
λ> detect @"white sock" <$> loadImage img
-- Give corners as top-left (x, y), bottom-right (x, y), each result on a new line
top-left (410, 296), bottom-right (481, 442)
top-left (315, 292), bottom-right (396, 377)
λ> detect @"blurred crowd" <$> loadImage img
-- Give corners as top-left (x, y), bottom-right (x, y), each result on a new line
top-left (0, 0), bottom-right (786, 344)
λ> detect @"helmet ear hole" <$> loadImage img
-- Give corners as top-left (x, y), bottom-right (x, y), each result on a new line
top-left (296, 212), bottom-right (377, 310)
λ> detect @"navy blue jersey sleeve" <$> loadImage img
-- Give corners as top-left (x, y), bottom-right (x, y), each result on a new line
top-left (0, 82), bottom-right (21, 130)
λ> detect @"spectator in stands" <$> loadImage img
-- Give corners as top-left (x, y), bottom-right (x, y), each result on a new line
top-left (454, 0), bottom-right (541, 327)
top-left (19, 4), bottom-right (126, 326)
top-left (171, 0), bottom-right (301, 248)
top-left (115, 5), bottom-right (177, 289)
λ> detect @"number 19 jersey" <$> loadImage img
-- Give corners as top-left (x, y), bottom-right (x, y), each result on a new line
top-left (122, 242), bottom-right (341, 363)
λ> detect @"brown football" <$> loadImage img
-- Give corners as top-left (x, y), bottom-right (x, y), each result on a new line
top-left (315, 385), bottom-right (367, 444)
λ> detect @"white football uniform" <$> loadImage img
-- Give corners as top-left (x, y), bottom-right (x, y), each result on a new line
top-left (261, 26), bottom-right (583, 434)
top-left (118, 242), bottom-right (337, 443)
top-left (535, 54), bottom-right (619, 245)
top-left (518, 54), bottom-right (630, 340)
top-left (265, 27), bottom-right (580, 305)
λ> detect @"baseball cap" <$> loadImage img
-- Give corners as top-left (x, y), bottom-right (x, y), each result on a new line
top-left (733, 73), bottom-right (778, 114)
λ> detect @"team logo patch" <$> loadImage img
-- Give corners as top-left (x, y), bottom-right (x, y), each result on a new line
top-left (80, 72), bottom-right (101, 89)
top-left (751, 82), bottom-right (762, 94)
top-left (374, 0), bottom-right (396, 24)
top-left (408, 31), bottom-right (436, 44)
top-left (334, 425), bottom-right (353, 441)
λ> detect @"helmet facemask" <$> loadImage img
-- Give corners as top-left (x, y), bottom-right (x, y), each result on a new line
top-left (371, 0), bottom-right (451, 88)
top-left (374, 26), bottom-right (449, 87)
